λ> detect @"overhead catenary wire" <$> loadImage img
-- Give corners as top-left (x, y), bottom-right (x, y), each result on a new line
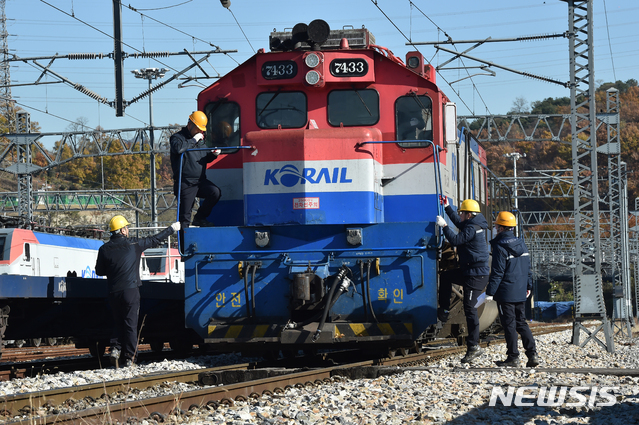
top-left (370, 0), bottom-right (486, 116)
top-left (407, 0), bottom-right (492, 116)
top-left (122, 2), bottom-right (241, 66)
top-left (27, 1), bottom-right (238, 127)
top-left (38, 0), bottom-right (178, 73)
top-left (132, 1), bottom-right (193, 12)
top-left (602, 0), bottom-right (617, 82)
top-left (9, 97), bottom-right (145, 127)
top-left (225, 8), bottom-right (255, 54)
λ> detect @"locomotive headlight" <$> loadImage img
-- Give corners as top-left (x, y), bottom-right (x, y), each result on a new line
top-left (304, 52), bottom-right (320, 68)
top-left (305, 70), bottom-right (320, 85)
top-left (408, 56), bottom-right (420, 69)
top-left (347, 228), bottom-right (363, 246)
top-left (255, 230), bottom-right (270, 247)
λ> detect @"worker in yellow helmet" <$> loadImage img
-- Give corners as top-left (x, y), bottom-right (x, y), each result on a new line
top-left (486, 211), bottom-right (540, 368)
top-left (170, 111), bottom-right (222, 229)
top-left (435, 197), bottom-right (490, 364)
top-left (95, 215), bottom-right (180, 368)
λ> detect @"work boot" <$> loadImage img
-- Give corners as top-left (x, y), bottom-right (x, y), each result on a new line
top-left (495, 356), bottom-right (520, 367)
top-left (110, 347), bottom-right (120, 368)
top-left (437, 308), bottom-right (450, 323)
top-left (460, 345), bottom-right (482, 364)
top-left (192, 218), bottom-right (214, 227)
top-left (526, 353), bottom-right (541, 368)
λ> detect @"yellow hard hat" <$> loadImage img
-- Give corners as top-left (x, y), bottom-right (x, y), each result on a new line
top-left (189, 111), bottom-right (208, 131)
top-left (459, 199), bottom-right (480, 213)
top-left (495, 211), bottom-right (517, 227)
top-left (109, 215), bottom-right (130, 232)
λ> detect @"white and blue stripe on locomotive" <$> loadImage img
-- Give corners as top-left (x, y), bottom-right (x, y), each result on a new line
top-left (0, 228), bottom-right (104, 278)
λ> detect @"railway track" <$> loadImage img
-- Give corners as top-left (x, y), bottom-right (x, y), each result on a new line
top-left (0, 323), bottom-right (579, 424)
top-left (0, 343), bottom-right (193, 381)
top-left (0, 345), bottom-right (90, 363)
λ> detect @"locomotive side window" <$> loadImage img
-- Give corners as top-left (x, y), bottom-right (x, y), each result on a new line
top-left (327, 89), bottom-right (379, 126)
top-left (24, 243), bottom-right (30, 261)
top-left (0, 236), bottom-right (4, 260)
top-left (204, 101), bottom-right (241, 149)
top-left (395, 95), bottom-right (433, 148)
top-left (256, 91), bottom-right (307, 129)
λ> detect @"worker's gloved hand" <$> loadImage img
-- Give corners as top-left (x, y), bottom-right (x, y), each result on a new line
top-left (212, 149), bottom-right (222, 155)
top-left (439, 195), bottom-right (449, 207)
top-left (193, 133), bottom-right (204, 143)
top-left (170, 222), bottom-right (181, 232)
top-left (435, 215), bottom-right (447, 227)
top-left (485, 295), bottom-right (494, 302)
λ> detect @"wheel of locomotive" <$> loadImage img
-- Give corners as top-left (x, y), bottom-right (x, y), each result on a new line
top-left (46, 337), bottom-right (57, 346)
top-left (88, 341), bottom-right (106, 358)
top-left (29, 338), bottom-right (42, 347)
top-left (150, 341), bottom-right (165, 353)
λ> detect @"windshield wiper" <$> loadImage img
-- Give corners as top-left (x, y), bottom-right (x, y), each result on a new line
top-left (354, 90), bottom-right (373, 116)
top-left (258, 88), bottom-right (283, 117)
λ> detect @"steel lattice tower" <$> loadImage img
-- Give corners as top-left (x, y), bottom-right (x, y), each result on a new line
top-left (0, 0), bottom-right (13, 130)
top-left (605, 88), bottom-right (633, 337)
top-left (565, 0), bottom-right (614, 353)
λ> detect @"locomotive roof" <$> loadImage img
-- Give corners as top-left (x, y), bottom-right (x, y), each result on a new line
top-left (269, 20), bottom-right (375, 52)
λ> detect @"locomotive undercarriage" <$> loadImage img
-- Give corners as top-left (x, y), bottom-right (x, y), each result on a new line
top-left (205, 262), bottom-right (416, 353)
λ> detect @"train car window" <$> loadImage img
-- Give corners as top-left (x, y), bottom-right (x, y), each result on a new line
top-left (395, 95), bottom-right (433, 148)
top-left (24, 243), bottom-right (30, 261)
top-left (256, 91), bottom-right (307, 129)
top-left (0, 237), bottom-right (4, 260)
top-left (146, 257), bottom-right (164, 274)
top-left (327, 89), bottom-right (379, 126)
top-left (204, 101), bottom-right (241, 149)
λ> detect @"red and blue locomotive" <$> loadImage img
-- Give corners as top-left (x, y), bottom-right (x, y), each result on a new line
top-left (181, 20), bottom-right (499, 354)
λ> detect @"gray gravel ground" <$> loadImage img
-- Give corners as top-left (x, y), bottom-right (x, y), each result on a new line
top-left (1, 323), bottom-right (638, 424)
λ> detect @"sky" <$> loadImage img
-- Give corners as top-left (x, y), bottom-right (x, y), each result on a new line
top-left (5, 0), bottom-right (638, 141)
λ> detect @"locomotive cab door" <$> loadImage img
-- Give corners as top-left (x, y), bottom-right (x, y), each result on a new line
top-left (21, 242), bottom-right (37, 275)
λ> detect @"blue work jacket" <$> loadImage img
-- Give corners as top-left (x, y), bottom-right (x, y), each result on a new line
top-left (443, 205), bottom-right (490, 276)
top-left (486, 230), bottom-right (532, 303)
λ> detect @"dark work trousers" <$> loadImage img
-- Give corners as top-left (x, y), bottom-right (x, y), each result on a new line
top-left (497, 300), bottom-right (536, 358)
top-left (109, 287), bottom-right (141, 361)
top-left (176, 180), bottom-right (221, 229)
top-left (439, 269), bottom-right (488, 347)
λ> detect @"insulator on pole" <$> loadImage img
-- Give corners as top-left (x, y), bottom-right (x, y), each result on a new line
top-left (73, 83), bottom-right (109, 104)
top-left (68, 53), bottom-right (104, 60)
top-left (131, 51), bottom-right (170, 58)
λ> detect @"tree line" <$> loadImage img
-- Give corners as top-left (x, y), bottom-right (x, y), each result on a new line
top-left (1, 79), bottom-right (637, 209)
